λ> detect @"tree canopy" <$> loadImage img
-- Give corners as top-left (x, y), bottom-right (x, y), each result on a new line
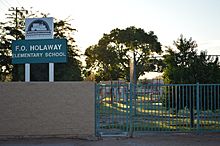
top-left (0, 7), bottom-right (82, 81)
top-left (84, 26), bottom-right (162, 82)
top-left (163, 35), bottom-right (220, 84)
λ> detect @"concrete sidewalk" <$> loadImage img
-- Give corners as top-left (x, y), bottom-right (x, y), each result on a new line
top-left (0, 133), bottom-right (220, 146)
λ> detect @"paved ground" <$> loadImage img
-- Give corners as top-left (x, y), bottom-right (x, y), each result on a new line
top-left (0, 133), bottom-right (220, 146)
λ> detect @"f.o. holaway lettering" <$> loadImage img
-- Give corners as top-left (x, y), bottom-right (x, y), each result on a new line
top-left (30, 44), bottom-right (62, 51)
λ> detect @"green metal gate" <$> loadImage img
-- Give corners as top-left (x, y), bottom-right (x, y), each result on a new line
top-left (95, 83), bottom-right (220, 136)
top-left (95, 83), bottom-right (130, 136)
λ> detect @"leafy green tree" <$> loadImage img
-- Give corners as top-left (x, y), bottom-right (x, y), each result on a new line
top-left (0, 7), bottom-right (82, 81)
top-left (190, 51), bottom-right (220, 83)
top-left (0, 7), bottom-right (27, 81)
top-left (84, 26), bottom-right (162, 82)
top-left (163, 35), bottom-right (198, 83)
top-left (163, 35), bottom-right (220, 84)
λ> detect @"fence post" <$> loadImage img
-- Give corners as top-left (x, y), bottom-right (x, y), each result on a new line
top-left (196, 82), bottom-right (200, 133)
top-left (95, 83), bottom-right (100, 136)
top-left (129, 83), bottom-right (133, 137)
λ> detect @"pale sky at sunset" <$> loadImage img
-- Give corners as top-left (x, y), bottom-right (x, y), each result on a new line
top-left (1, 0), bottom-right (220, 79)
top-left (1, 0), bottom-right (220, 56)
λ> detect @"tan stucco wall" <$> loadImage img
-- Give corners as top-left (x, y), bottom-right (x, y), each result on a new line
top-left (0, 82), bottom-right (95, 138)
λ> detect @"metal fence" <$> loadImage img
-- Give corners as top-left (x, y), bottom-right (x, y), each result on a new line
top-left (95, 83), bottom-right (220, 137)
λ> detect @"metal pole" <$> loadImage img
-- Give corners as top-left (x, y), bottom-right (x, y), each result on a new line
top-left (196, 82), bottom-right (200, 133)
top-left (25, 64), bottom-right (30, 82)
top-left (49, 18), bottom-right (54, 82)
top-left (129, 82), bottom-right (133, 137)
top-left (49, 63), bottom-right (54, 82)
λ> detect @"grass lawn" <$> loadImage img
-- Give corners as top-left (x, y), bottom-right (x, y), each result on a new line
top-left (96, 95), bottom-right (220, 132)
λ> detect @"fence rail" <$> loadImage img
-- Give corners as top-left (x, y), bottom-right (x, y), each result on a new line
top-left (95, 83), bottom-right (220, 136)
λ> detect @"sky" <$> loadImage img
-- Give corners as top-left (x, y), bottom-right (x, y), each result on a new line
top-left (1, 0), bottom-right (220, 78)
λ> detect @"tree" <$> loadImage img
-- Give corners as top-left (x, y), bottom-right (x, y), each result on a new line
top-left (163, 35), bottom-right (220, 84)
top-left (84, 26), bottom-right (162, 82)
top-left (0, 7), bottom-right (27, 81)
top-left (0, 7), bottom-right (82, 81)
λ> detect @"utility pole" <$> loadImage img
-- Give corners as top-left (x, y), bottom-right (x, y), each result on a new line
top-left (8, 7), bottom-right (27, 39)
top-left (8, 7), bottom-right (27, 81)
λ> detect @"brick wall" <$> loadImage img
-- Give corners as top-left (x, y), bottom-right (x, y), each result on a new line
top-left (0, 82), bottom-right (95, 138)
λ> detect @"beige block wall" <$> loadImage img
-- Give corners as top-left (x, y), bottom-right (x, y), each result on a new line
top-left (0, 82), bottom-right (95, 138)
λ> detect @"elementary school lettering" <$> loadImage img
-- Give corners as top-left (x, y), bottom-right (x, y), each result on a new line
top-left (13, 52), bottom-right (66, 58)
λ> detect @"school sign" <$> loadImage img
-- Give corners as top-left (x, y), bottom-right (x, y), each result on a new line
top-left (12, 39), bottom-right (67, 64)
